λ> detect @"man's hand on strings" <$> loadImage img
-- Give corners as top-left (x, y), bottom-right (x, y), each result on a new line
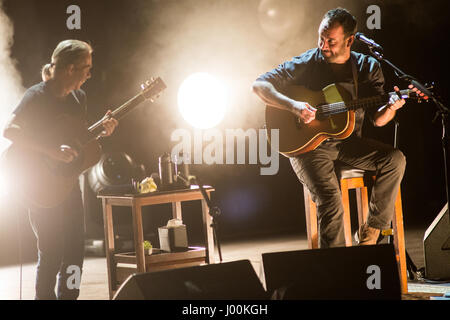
top-left (47, 145), bottom-right (79, 163)
top-left (387, 86), bottom-right (406, 111)
top-left (100, 110), bottom-right (119, 137)
top-left (292, 101), bottom-right (317, 124)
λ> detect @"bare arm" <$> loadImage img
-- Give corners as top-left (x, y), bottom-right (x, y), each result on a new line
top-left (252, 80), bottom-right (316, 124)
top-left (373, 84), bottom-right (426, 127)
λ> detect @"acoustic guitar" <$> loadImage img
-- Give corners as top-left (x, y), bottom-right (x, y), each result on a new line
top-left (2, 77), bottom-right (166, 209)
top-left (265, 83), bottom-right (421, 157)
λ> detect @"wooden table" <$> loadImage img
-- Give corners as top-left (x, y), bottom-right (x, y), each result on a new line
top-left (98, 186), bottom-right (215, 299)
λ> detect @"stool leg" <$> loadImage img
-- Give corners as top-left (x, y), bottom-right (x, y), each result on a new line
top-left (356, 186), bottom-right (369, 226)
top-left (303, 185), bottom-right (318, 249)
top-left (392, 187), bottom-right (408, 294)
top-left (340, 179), bottom-right (353, 246)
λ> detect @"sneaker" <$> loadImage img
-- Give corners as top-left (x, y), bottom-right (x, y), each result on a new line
top-left (357, 223), bottom-right (381, 245)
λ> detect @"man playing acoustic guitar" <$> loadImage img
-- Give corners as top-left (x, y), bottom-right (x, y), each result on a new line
top-left (3, 40), bottom-right (118, 299)
top-left (253, 8), bottom-right (423, 248)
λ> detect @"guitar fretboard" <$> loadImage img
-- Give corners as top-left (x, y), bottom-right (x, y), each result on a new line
top-left (86, 77), bottom-right (166, 141)
top-left (318, 89), bottom-right (411, 117)
top-left (88, 93), bottom-right (146, 136)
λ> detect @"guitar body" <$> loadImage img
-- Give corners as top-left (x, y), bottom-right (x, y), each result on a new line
top-left (2, 114), bottom-right (102, 209)
top-left (265, 83), bottom-right (355, 157)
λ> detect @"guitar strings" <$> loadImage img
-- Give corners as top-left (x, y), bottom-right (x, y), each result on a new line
top-left (317, 96), bottom-right (385, 116)
top-left (316, 88), bottom-right (411, 116)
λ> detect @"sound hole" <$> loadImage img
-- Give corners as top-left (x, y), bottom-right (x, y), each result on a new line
top-left (315, 104), bottom-right (325, 121)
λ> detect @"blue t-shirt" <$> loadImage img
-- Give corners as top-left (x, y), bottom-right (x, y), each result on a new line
top-left (13, 81), bottom-right (87, 143)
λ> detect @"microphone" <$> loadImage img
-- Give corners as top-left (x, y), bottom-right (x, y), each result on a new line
top-left (355, 32), bottom-right (383, 52)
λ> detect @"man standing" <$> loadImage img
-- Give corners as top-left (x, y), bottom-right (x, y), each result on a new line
top-left (3, 40), bottom-right (118, 299)
top-left (252, 8), bottom-right (411, 248)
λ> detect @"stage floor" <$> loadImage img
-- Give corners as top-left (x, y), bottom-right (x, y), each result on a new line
top-left (0, 228), bottom-right (448, 300)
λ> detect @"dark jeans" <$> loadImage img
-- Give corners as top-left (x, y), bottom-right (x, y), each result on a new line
top-left (290, 137), bottom-right (406, 248)
top-left (28, 186), bottom-right (85, 300)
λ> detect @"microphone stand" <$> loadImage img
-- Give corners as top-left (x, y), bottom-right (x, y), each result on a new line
top-left (176, 172), bottom-right (223, 263)
top-left (369, 46), bottom-right (450, 223)
top-left (389, 119), bottom-right (419, 280)
top-left (367, 45), bottom-right (450, 277)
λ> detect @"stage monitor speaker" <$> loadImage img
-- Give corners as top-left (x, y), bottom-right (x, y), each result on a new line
top-left (262, 244), bottom-right (401, 300)
top-left (113, 260), bottom-right (268, 300)
top-left (424, 203), bottom-right (450, 280)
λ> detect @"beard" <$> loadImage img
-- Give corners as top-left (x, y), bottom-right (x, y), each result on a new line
top-left (322, 46), bottom-right (348, 63)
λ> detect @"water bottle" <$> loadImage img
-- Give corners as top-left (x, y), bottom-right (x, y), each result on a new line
top-left (159, 153), bottom-right (173, 189)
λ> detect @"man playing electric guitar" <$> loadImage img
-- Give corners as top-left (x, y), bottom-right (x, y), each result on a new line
top-left (253, 8), bottom-right (423, 248)
top-left (2, 40), bottom-right (118, 299)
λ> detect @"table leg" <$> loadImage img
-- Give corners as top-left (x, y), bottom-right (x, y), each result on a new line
top-left (201, 196), bottom-right (215, 264)
top-left (102, 198), bottom-right (116, 299)
top-left (172, 201), bottom-right (182, 220)
top-left (131, 200), bottom-right (146, 273)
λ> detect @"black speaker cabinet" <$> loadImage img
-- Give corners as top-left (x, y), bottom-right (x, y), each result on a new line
top-left (262, 244), bottom-right (401, 300)
top-left (424, 204), bottom-right (450, 280)
top-left (113, 260), bottom-right (268, 300)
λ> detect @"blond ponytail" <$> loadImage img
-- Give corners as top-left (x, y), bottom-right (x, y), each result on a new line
top-left (41, 63), bottom-right (54, 81)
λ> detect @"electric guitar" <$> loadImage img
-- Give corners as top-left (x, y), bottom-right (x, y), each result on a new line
top-left (265, 83), bottom-right (424, 157)
top-left (2, 77), bottom-right (166, 208)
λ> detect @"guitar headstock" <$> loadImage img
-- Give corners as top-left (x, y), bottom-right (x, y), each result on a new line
top-left (411, 82), bottom-right (434, 103)
top-left (141, 77), bottom-right (167, 101)
top-left (395, 83), bottom-right (433, 103)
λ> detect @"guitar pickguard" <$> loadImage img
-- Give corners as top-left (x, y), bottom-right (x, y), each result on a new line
top-left (329, 116), bottom-right (337, 130)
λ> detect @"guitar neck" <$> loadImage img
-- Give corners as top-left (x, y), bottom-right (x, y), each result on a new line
top-left (318, 88), bottom-right (411, 117)
top-left (88, 92), bottom-right (146, 137)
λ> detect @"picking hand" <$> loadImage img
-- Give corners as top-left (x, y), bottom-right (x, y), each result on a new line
top-left (408, 84), bottom-right (428, 101)
top-left (47, 145), bottom-right (79, 163)
top-left (292, 101), bottom-right (317, 124)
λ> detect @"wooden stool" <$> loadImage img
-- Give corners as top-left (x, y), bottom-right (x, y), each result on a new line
top-left (302, 164), bottom-right (408, 294)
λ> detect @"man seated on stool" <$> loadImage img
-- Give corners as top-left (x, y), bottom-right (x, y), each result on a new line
top-left (252, 8), bottom-right (422, 247)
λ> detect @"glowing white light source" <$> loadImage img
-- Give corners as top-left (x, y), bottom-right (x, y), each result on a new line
top-left (178, 72), bottom-right (228, 129)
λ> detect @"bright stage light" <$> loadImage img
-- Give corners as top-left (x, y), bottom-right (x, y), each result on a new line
top-left (178, 72), bottom-right (228, 129)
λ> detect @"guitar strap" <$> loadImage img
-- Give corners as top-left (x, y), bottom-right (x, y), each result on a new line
top-left (350, 52), bottom-right (359, 99)
top-left (71, 90), bottom-right (88, 120)
top-left (71, 91), bottom-right (81, 105)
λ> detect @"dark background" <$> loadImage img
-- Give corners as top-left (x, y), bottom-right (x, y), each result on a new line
top-left (0, 0), bottom-right (448, 265)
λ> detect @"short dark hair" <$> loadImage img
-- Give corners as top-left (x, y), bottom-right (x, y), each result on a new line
top-left (321, 8), bottom-right (357, 37)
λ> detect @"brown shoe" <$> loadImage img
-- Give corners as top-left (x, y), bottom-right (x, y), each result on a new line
top-left (358, 223), bottom-right (380, 245)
